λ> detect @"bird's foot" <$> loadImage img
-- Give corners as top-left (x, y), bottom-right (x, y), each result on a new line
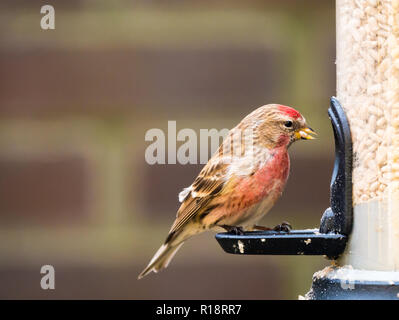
top-left (222, 225), bottom-right (245, 235)
top-left (273, 221), bottom-right (292, 232)
top-left (254, 221), bottom-right (292, 233)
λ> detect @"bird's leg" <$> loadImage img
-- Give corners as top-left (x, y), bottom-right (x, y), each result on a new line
top-left (254, 221), bottom-right (292, 233)
top-left (222, 225), bottom-right (245, 235)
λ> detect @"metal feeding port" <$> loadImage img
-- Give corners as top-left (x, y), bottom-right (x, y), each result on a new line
top-left (215, 97), bottom-right (352, 259)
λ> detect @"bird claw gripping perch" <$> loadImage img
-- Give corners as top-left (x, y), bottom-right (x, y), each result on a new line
top-left (215, 97), bottom-right (352, 259)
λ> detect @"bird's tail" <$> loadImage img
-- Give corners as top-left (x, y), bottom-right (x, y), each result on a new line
top-left (138, 242), bottom-right (184, 279)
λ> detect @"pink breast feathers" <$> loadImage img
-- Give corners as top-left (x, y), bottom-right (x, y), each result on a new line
top-left (203, 149), bottom-right (290, 227)
top-left (235, 149), bottom-right (290, 206)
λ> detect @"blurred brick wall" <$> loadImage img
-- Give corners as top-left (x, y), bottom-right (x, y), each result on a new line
top-left (0, 0), bottom-right (335, 299)
top-left (0, 157), bottom-right (89, 221)
top-left (0, 49), bottom-right (280, 116)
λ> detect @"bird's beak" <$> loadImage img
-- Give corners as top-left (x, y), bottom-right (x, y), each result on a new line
top-left (295, 127), bottom-right (317, 140)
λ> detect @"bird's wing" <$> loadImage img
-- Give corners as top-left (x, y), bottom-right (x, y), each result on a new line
top-left (168, 158), bottom-right (233, 236)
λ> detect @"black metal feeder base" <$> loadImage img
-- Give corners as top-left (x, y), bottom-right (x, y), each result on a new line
top-left (306, 267), bottom-right (399, 300)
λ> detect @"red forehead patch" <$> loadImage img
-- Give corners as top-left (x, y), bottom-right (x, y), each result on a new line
top-left (278, 105), bottom-right (302, 119)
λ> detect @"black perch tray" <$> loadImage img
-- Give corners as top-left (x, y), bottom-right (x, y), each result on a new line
top-left (216, 229), bottom-right (346, 257)
top-left (215, 97), bottom-right (353, 259)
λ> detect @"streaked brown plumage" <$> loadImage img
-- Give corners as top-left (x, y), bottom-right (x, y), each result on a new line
top-left (138, 104), bottom-right (315, 279)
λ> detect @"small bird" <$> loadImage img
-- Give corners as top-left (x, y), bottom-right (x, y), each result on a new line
top-left (138, 104), bottom-right (316, 279)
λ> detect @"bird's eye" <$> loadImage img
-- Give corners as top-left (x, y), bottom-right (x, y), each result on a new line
top-left (284, 121), bottom-right (293, 128)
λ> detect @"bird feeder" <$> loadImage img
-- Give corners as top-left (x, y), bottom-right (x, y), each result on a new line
top-left (216, 0), bottom-right (399, 299)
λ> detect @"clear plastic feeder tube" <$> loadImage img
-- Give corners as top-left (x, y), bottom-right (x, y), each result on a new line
top-left (336, 0), bottom-right (399, 270)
